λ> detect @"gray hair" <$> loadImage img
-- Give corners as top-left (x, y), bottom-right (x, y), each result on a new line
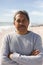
top-left (14, 10), bottom-right (30, 22)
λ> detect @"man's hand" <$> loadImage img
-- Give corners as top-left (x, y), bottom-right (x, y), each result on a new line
top-left (31, 50), bottom-right (40, 55)
top-left (8, 52), bottom-right (13, 59)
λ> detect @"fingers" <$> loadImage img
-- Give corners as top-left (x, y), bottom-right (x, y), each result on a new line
top-left (32, 50), bottom-right (40, 55)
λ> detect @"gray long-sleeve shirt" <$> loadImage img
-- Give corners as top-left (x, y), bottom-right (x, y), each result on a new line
top-left (0, 31), bottom-right (42, 65)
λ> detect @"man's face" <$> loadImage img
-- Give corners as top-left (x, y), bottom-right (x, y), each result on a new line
top-left (14, 13), bottom-right (29, 32)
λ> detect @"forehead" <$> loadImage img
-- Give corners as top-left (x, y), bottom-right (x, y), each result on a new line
top-left (15, 14), bottom-right (27, 19)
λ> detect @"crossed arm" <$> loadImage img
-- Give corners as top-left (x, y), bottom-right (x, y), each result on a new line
top-left (8, 50), bottom-right (42, 65)
top-left (1, 45), bottom-right (42, 65)
top-left (9, 49), bottom-right (40, 58)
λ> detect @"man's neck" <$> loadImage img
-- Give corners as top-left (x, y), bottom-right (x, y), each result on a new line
top-left (15, 30), bottom-right (28, 35)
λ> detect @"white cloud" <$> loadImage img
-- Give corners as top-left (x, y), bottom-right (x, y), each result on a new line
top-left (39, 4), bottom-right (43, 8)
top-left (29, 11), bottom-right (43, 16)
top-left (3, 13), bottom-right (12, 17)
top-left (34, 0), bottom-right (43, 8)
top-left (0, 9), bottom-right (17, 22)
top-left (1, 9), bottom-right (17, 17)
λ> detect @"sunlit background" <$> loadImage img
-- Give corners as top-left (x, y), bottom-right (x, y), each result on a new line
top-left (0, 0), bottom-right (43, 26)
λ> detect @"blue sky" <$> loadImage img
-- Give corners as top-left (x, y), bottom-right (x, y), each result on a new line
top-left (0, 0), bottom-right (43, 25)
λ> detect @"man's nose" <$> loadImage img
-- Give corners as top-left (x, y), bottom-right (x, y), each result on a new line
top-left (19, 21), bottom-right (23, 25)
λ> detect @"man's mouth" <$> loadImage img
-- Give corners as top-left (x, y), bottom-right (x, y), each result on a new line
top-left (19, 25), bottom-right (26, 29)
top-left (19, 25), bottom-right (26, 30)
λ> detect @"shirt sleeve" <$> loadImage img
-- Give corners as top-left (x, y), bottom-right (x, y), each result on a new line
top-left (33, 34), bottom-right (42, 53)
top-left (10, 52), bottom-right (42, 65)
top-left (0, 35), bottom-right (18, 65)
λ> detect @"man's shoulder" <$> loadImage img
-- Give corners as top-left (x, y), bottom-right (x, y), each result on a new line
top-left (3, 31), bottom-right (16, 40)
top-left (30, 31), bottom-right (41, 38)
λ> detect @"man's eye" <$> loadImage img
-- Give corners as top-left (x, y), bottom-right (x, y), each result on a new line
top-left (17, 20), bottom-right (20, 23)
top-left (22, 19), bottom-right (25, 22)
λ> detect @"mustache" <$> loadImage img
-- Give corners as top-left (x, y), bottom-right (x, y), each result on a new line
top-left (18, 25), bottom-right (26, 28)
